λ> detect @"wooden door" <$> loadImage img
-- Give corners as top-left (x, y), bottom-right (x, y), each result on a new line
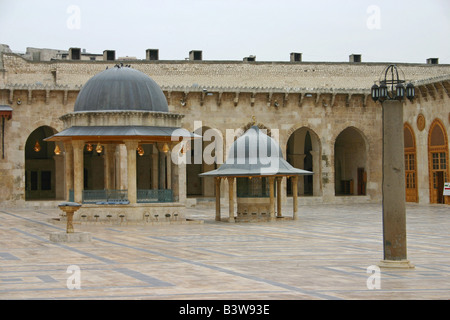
top-left (428, 120), bottom-right (449, 204)
top-left (404, 124), bottom-right (418, 202)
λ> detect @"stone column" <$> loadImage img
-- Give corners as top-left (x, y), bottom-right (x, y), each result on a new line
top-left (166, 151), bottom-right (172, 190)
top-left (379, 100), bottom-right (414, 268)
top-left (125, 140), bottom-right (138, 204)
top-left (178, 160), bottom-right (187, 204)
top-left (72, 140), bottom-right (84, 204)
top-left (310, 150), bottom-right (320, 196)
top-left (215, 177), bottom-right (221, 221)
top-left (292, 176), bottom-right (299, 220)
top-left (63, 142), bottom-right (73, 201)
top-left (104, 144), bottom-right (115, 190)
top-left (117, 144), bottom-right (128, 190)
top-left (227, 177), bottom-right (235, 223)
top-left (170, 153), bottom-right (179, 202)
top-left (151, 146), bottom-right (158, 189)
top-left (276, 177), bottom-right (282, 217)
top-left (268, 176), bottom-right (275, 220)
top-left (159, 151), bottom-right (166, 189)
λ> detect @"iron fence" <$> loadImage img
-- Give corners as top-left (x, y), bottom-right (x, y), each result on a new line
top-left (82, 189), bottom-right (129, 204)
top-left (137, 189), bottom-right (173, 203)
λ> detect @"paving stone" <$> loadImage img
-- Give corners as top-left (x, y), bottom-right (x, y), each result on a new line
top-left (0, 203), bottom-right (449, 300)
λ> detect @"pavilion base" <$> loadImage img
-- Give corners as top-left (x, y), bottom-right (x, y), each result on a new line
top-left (227, 215), bottom-right (293, 223)
top-left (49, 232), bottom-right (91, 243)
top-left (55, 202), bottom-right (189, 224)
top-left (378, 259), bottom-right (415, 269)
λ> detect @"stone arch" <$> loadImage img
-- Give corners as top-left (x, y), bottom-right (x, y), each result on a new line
top-left (427, 118), bottom-right (449, 204)
top-left (334, 126), bottom-right (368, 196)
top-left (241, 121), bottom-right (272, 137)
top-left (24, 125), bottom-right (64, 200)
top-left (286, 127), bottom-right (322, 196)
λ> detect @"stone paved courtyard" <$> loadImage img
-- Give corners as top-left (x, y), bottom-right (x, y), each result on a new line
top-left (0, 201), bottom-right (449, 300)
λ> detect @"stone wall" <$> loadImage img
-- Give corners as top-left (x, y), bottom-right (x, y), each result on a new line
top-left (0, 54), bottom-right (449, 207)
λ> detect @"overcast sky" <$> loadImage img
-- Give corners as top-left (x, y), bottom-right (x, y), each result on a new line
top-left (1, 0), bottom-right (449, 63)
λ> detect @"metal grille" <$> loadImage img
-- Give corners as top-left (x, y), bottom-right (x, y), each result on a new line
top-left (82, 189), bottom-right (128, 204)
top-left (137, 189), bottom-right (173, 203)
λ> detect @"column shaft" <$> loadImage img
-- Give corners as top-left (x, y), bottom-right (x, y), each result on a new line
top-left (381, 100), bottom-right (412, 267)
top-left (125, 141), bottom-right (138, 204)
top-left (72, 140), bottom-right (84, 203)
top-left (269, 176), bottom-right (275, 220)
top-left (276, 177), bottom-right (282, 217)
top-left (292, 176), bottom-right (299, 220)
top-left (227, 177), bottom-right (235, 223)
top-left (104, 144), bottom-right (115, 190)
top-left (151, 151), bottom-right (158, 189)
top-left (63, 142), bottom-right (73, 201)
top-left (166, 152), bottom-right (172, 190)
top-left (215, 177), bottom-right (221, 221)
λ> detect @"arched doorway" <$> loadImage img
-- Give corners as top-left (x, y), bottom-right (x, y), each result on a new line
top-left (25, 126), bottom-right (64, 200)
top-left (334, 127), bottom-right (367, 196)
top-left (286, 127), bottom-right (321, 196)
top-left (428, 119), bottom-right (449, 204)
top-left (404, 123), bottom-right (418, 202)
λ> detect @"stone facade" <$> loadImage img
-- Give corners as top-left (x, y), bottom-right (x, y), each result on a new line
top-left (1, 46), bottom-right (449, 208)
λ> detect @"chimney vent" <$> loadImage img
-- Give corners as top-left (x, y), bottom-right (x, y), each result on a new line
top-left (243, 55), bottom-right (256, 62)
top-left (69, 47), bottom-right (81, 60)
top-left (146, 49), bottom-right (159, 61)
top-left (189, 50), bottom-right (202, 61)
top-left (349, 54), bottom-right (362, 63)
top-left (290, 52), bottom-right (302, 62)
top-left (103, 50), bottom-right (115, 61)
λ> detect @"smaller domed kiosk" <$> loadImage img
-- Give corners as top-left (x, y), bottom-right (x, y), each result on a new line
top-left (200, 125), bottom-right (313, 222)
top-left (46, 65), bottom-right (197, 223)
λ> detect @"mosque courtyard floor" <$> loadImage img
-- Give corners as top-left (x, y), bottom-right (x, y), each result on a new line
top-left (0, 201), bottom-right (448, 301)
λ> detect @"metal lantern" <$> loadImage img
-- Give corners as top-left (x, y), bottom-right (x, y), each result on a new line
top-left (34, 141), bottom-right (41, 152)
top-left (379, 81), bottom-right (388, 101)
top-left (96, 142), bottom-right (103, 154)
top-left (406, 83), bottom-right (415, 102)
top-left (396, 83), bottom-right (405, 99)
top-left (371, 64), bottom-right (415, 103)
top-left (371, 84), bottom-right (379, 101)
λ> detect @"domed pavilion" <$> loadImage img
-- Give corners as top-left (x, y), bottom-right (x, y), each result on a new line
top-left (46, 65), bottom-right (196, 223)
top-left (200, 125), bottom-right (313, 222)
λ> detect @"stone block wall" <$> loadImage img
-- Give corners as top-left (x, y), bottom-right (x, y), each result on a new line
top-left (0, 54), bottom-right (449, 206)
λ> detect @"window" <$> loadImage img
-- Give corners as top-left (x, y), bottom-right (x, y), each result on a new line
top-left (432, 152), bottom-right (446, 170)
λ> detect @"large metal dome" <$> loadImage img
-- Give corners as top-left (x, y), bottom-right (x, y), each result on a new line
top-left (73, 66), bottom-right (169, 112)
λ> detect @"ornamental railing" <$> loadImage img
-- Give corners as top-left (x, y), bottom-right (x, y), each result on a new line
top-left (82, 189), bottom-right (129, 204)
top-left (73, 189), bottom-right (174, 204)
top-left (137, 189), bottom-right (173, 203)
top-left (236, 177), bottom-right (271, 198)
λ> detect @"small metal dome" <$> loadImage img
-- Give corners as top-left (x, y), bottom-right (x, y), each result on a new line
top-left (200, 126), bottom-right (313, 177)
top-left (73, 66), bottom-right (169, 113)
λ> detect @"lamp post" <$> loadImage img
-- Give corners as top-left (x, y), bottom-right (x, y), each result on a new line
top-left (371, 64), bottom-right (415, 268)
